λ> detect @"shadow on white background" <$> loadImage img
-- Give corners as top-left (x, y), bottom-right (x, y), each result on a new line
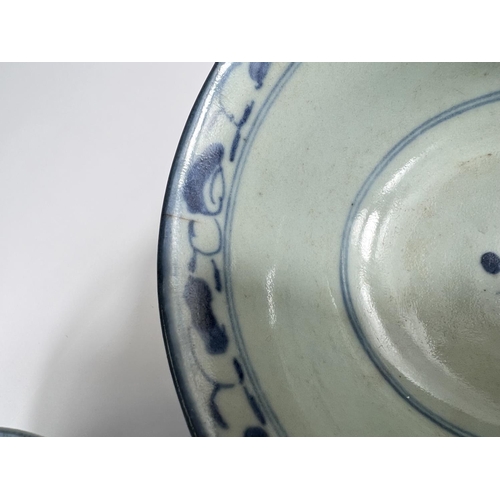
top-left (0, 62), bottom-right (213, 436)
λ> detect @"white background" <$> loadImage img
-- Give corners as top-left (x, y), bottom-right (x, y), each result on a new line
top-left (0, 63), bottom-right (213, 436)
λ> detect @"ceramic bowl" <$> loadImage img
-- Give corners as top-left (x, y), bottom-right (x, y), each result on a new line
top-left (0, 427), bottom-right (37, 437)
top-left (158, 63), bottom-right (500, 436)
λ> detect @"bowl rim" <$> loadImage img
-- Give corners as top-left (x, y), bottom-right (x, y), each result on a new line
top-left (157, 63), bottom-right (220, 437)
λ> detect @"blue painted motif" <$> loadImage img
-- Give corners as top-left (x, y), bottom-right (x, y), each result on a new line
top-left (249, 63), bottom-right (271, 90)
top-left (183, 143), bottom-right (225, 216)
top-left (481, 252), bottom-right (500, 274)
top-left (244, 387), bottom-right (266, 426)
top-left (209, 384), bottom-right (229, 429)
top-left (229, 102), bottom-right (255, 162)
top-left (187, 219), bottom-right (223, 273)
top-left (164, 62), bottom-right (492, 436)
top-left (340, 90), bottom-right (500, 437)
top-left (183, 276), bottom-right (228, 355)
top-left (223, 63), bottom-right (300, 437)
top-left (233, 357), bottom-right (245, 383)
top-left (211, 259), bottom-right (222, 292)
top-left (168, 63), bottom-right (298, 436)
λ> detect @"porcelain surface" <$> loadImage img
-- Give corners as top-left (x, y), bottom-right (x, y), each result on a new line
top-left (158, 63), bottom-right (500, 436)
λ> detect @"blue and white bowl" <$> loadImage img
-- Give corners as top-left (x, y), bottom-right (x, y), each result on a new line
top-left (158, 63), bottom-right (500, 436)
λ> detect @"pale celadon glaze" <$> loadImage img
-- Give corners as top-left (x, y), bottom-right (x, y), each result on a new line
top-left (158, 63), bottom-right (500, 436)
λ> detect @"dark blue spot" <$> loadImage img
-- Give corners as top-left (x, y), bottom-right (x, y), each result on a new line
top-left (183, 276), bottom-right (228, 354)
top-left (183, 143), bottom-right (225, 215)
top-left (233, 358), bottom-right (244, 383)
top-left (481, 252), bottom-right (500, 274)
top-left (249, 63), bottom-right (271, 90)
top-left (230, 130), bottom-right (241, 162)
top-left (244, 426), bottom-right (268, 437)
top-left (211, 259), bottom-right (222, 292)
top-left (187, 221), bottom-right (198, 272)
top-left (244, 387), bottom-right (266, 425)
top-left (229, 102), bottom-right (254, 162)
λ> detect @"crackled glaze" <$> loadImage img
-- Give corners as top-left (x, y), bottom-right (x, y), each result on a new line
top-left (159, 63), bottom-right (500, 436)
top-left (159, 63), bottom-right (297, 436)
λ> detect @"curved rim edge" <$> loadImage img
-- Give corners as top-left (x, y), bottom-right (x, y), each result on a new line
top-left (0, 427), bottom-right (38, 437)
top-left (157, 62), bottom-right (221, 437)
